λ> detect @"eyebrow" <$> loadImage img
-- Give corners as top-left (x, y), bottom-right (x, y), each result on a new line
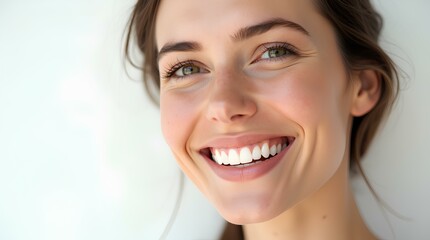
top-left (232, 17), bottom-right (309, 41)
top-left (158, 17), bottom-right (309, 61)
top-left (158, 41), bottom-right (201, 61)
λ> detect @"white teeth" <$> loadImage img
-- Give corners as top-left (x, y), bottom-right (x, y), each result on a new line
top-left (252, 146), bottom-right (261, 160)
top-left (261, 143), bottom-right (270, 158)
top-left (239, 148), bottom-right (253, 164)
top-left (221, 151), bottom-right (228, 165)
top-left (210, 138), bottom-right (293, 165)
top-left (270, 145), bottom-right (277, 156)
top-left (228, 149), bottom-right (240, 165)
top-left (213, 149), bottom-right (223, 165)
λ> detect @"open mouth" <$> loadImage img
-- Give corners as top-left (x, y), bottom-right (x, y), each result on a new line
top-left (200, 136), bottom-right (295, 167)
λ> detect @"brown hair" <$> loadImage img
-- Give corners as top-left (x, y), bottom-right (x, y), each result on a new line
top-left (315, 0), bottom-right (399, 168)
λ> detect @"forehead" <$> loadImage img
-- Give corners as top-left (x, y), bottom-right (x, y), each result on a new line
top-left (155, 0), bottom-right (323, 48)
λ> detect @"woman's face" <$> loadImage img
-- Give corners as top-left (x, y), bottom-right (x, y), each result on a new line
top-left (156, 0), bottom-right (356, 224)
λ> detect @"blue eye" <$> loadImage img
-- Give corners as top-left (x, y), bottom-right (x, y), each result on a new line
top-left (163, 60), bottom-right (206, 80)
top-left (261, 47), bottom-right (290, 59)
top-left (175, 64), bottom-right (201, 77)
top-left (256, 43), bottom-right (298, 62)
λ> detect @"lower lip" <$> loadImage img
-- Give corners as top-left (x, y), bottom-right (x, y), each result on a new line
top-left (204, 144), bottom-right (291, 182)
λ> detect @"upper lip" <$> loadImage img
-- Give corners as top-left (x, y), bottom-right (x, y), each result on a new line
top-left (198, 133), bottom-right (296, 150)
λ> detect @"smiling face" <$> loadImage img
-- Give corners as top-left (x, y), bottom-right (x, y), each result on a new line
top-left (155, 0), bottom-right (358, 224)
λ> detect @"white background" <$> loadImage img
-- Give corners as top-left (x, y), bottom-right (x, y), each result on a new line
top-left (0, 0), bottom-right (429, 239)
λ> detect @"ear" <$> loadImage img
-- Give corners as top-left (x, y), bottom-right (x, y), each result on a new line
top-left (350, 69), bottom-right (381, 117)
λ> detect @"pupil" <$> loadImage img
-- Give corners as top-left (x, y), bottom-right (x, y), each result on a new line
top-left (269, 48), bottom-right (285, 58)
top-left (183, 66), bottom-right (197, 75)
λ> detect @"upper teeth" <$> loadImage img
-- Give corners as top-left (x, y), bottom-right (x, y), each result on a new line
top-left (211, 139), bottom-right (288, 166)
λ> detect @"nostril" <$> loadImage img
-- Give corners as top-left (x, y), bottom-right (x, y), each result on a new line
top-left (230, 114), bottom-right (246, 121)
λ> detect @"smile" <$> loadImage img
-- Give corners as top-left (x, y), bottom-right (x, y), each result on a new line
top-left (208, 137), bottom-right (293, 166)
top-left (200, 136), bottom-right (295, 181)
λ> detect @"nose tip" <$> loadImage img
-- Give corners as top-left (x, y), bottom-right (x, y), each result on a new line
top-left (207, 100), bottom-right (257, 123)
top-left (205, 81), bottom-right (257, 124)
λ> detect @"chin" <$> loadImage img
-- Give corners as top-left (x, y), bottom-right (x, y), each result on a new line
top-left (214, 196), bottom-right (289, 225)
top-left (221, 209), bottom-right (283, 225)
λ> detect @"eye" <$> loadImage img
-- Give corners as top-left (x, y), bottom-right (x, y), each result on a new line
top-left (253, 42), bottom-right (298, 63)
top-left (162, 60), bottom-right (207, 80)
top-left (175, 64), bottom-right (201, 77)
top-left (261, 47), bottom-right (290, 59)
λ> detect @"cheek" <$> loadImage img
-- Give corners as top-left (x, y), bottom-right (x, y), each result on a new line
top-left (160, 91), bottom-right (212, 193)
top-left (264, 64), bottom-right (350, 177)
top-left (265, 66), bottom-right (347, 125)
top-left (160, 92), bottom-right (195, 152)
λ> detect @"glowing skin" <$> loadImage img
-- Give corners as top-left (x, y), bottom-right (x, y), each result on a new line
top-left (155, 0), bottom-right (380, 239)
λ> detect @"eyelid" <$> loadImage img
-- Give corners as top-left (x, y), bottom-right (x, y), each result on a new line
top-left (161, 42), bottom-right (299, 79)
top-left (251, 42), bottom-right (299, 63)
top-left (161, 60), bottom-right (208, 80)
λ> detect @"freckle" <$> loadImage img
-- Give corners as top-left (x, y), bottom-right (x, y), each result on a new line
top-left (322, 215), bottom-right (327, 220)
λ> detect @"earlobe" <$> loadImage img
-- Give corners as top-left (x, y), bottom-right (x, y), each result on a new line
top-left (350, 69), bottom-right (381, 117)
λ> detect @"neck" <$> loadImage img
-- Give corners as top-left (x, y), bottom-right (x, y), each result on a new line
top-left (243, 159), bottom-right (377, 240)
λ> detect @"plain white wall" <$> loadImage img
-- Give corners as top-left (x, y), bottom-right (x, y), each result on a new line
top-left (0, 0), bottom-right (428, 239)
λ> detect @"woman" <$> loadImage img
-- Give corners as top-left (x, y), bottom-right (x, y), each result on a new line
top-left (125, 0), bottom-right (399, 239)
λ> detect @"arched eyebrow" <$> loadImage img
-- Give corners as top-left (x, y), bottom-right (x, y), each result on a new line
top-left (158, 41), bottom-right (201, 61)
top-left (232, 17), bottom-right (309, 41)
top-left (158, 17), bottom-right (309, 61)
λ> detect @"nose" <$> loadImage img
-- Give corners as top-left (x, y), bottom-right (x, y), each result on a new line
top-left (205, 72), bottom-right (257, 124)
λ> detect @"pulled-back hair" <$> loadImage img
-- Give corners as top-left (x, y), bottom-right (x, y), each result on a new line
top-left (124, 0), bottom-right (399, 168)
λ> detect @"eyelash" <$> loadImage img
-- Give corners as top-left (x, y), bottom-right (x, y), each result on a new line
top-left (161, 42), bottom-right (298, 80)
top-left (257, 42), bottom-right (298, 62)
top-left (162, 60), bottom-right (195, 80)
